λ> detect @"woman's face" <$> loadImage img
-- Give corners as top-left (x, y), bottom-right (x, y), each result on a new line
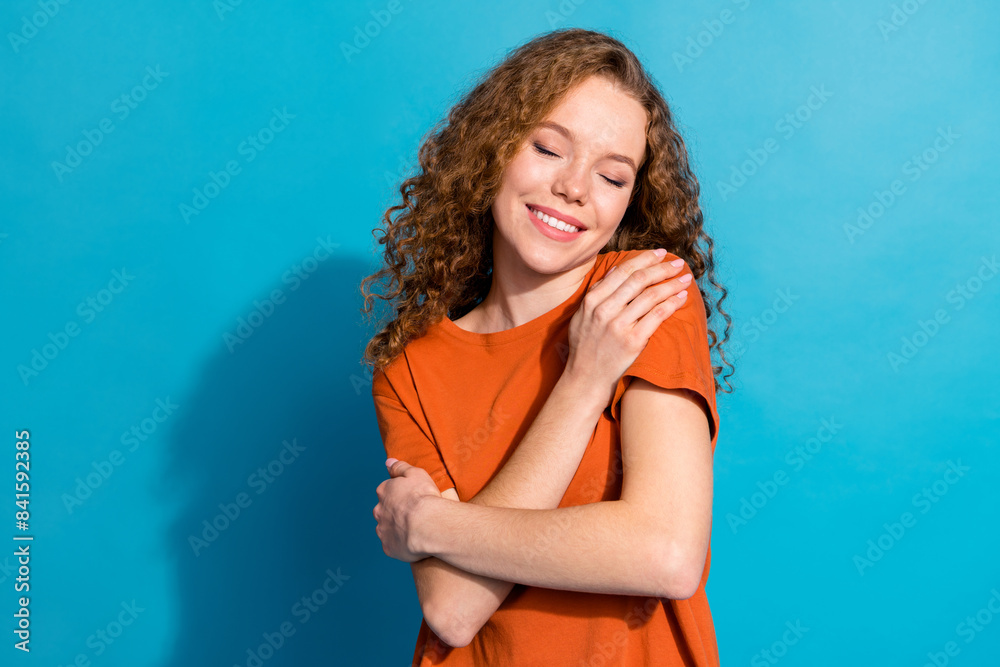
top-left (490, 74), bottom-right (648, 278)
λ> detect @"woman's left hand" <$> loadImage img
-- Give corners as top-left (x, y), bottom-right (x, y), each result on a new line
top-left (373, 459), bottom-right (441, 562)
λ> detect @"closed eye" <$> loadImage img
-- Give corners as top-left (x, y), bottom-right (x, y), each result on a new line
top-left (533, 143), bottom-right (559, 158)
top-left (533, 143), bottom-right (627, 189)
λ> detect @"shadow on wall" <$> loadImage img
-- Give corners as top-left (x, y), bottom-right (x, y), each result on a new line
top-left (161, 254), bottom-right (421, 666)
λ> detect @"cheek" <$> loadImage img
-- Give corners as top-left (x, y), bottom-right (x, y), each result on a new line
top-left (504, 152), bottom-right (552, 191)
top-left (593, 192), bottom-right (631, 228)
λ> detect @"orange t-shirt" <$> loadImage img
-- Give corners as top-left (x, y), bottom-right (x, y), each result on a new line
top-left (372, 249), bottom-right (721, 667)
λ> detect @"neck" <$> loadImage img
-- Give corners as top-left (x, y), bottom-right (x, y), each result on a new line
top-left (474, 249), bottom-right (597, 333)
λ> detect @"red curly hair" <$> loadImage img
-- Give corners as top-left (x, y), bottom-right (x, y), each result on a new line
top-left (360, 28), bottom-right (735, 393)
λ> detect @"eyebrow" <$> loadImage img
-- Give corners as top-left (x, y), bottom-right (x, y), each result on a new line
top-left (534, 121), bottom-right (639, 174)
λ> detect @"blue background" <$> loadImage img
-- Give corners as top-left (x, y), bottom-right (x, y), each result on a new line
top-left (1, 1), bottom-right (998, 665)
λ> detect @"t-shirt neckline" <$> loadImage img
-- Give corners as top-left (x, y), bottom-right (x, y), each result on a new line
top-left (438, 253), bottom-right (612, 346)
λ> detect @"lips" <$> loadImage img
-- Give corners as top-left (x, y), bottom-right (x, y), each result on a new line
top-left (526, 204), bottom-right (586, 231)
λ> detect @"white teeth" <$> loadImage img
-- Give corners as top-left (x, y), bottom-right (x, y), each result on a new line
top-left (529, 206), bottom-right (581, 233)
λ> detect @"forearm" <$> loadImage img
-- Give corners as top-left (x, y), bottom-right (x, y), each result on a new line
top-left (410, 550), bottom-right (513, 647)
top-left (471, 369), bottom-right (608, 508)
top-left (416, 370), bottom-right (608, 645)
top-left (415, 496), bottom-right (675, 598)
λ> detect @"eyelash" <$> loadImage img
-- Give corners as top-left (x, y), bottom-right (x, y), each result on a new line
top-left (532, 143), bottom-right (626, 189)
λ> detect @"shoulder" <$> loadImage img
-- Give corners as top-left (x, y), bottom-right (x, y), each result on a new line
top-left (605, 249), bottom-right (686, 271)
top-left (606, 249), bottom-right (707, 330)
top-left (372, 313), bottom-right (454, 396)
top-left (371, 345), bottom-right (414, 399)
top-left (605, 249), bottom-right (696, 289)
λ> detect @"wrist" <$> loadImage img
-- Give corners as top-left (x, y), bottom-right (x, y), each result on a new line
top-left (557, 366), bottom-right (613, 417)
top-left (410, 494), bottom-right (445, 558)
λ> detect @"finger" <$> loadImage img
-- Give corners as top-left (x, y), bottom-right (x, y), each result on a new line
top-left (589, 249), bottom-right (662, 293)
top-left (586, 251), bottom-right (686, 314)
top-left (618, 269), bottom-right (692, 325)
top-left (388, 460), bottom-right (412, 477)
top-left (619, 249), bottom-right (685, 280)
top-left (630, 288), bottom-right (689, 341)
top-left (598, 249), bottom-right (667, 292)
top-left (399, 462), bottom-right (429, 478)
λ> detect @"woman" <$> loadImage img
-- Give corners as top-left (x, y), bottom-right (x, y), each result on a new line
top-left (362, 27), bottom-right (734, 667)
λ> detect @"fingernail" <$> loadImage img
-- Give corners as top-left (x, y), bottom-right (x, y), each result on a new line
top-left (670, 259), bottom-right (684, 267)
top-left (653, 248), bottom-right (667, 257)
top-left (677, 290), bottom-right (688, 299)
top-left (386, 458), bottom-right (398, 468)
top-left (608, 266), bottom-right (617, 274)
top-left (679, 274), bottom-right (692, 283)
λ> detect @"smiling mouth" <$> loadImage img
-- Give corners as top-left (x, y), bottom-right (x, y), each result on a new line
top-left (527, 205), bottom-right (583, 233)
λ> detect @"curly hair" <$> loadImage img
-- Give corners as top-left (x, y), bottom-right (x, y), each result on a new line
top-left (360, 27), bottom-right (735, 394)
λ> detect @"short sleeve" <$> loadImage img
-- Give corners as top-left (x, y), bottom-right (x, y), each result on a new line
top-left (372, 367), bottom-right (458, 494)
top-left (606, 253), bottom-right (720, 445)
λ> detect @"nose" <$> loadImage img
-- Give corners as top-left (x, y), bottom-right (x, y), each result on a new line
top-left (552, 160), bottom-right (589, 205)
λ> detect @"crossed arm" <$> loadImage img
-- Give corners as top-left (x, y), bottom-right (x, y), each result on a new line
top-left (396, 370), bottom-right (714, 648)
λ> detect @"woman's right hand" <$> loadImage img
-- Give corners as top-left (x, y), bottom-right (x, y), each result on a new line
top-left (564, 249), bottom-right (692, 408)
